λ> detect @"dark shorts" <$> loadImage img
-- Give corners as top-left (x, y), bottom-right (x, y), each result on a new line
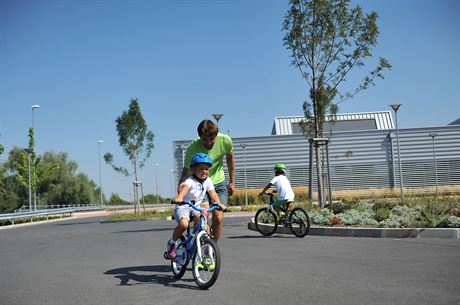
top-left (273, 199), bottom-right (292, 209)
top-left (203, 180), bottom-right (228, 205)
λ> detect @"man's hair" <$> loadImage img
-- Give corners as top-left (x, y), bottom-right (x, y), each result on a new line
top-left (197, 120), bottom-right (219, 138)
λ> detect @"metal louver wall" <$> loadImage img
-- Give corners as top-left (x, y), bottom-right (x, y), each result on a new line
top-left (173, 125), bottom-right (460, 191)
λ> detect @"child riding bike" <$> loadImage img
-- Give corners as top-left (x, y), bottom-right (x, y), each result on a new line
top-left (260, 163), bottom-right (294, 218)
top-left (166, 153), bottom-right (225, 259)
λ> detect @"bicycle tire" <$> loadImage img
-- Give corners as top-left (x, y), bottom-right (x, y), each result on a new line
top-left (171, 236), bottom-right (188, 278)
top-left (192, 236), bottom-right (221, 289)
top-left (288, 207), bottom-right (310, 238)
top-left (254, 207), bottom-right (278, 236)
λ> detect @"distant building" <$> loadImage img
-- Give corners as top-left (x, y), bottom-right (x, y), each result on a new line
top-left (173, 111), bottom-right (460, 194)
top-left (272, 111), bottom-right (394, 135)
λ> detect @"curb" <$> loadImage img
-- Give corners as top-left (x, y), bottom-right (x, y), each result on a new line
top-left (248, 220), bottom-right (460, 239)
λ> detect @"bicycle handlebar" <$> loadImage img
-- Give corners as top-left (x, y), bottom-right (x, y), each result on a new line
top-left (259, 191), bottom-right (275, 196)
top-left (171, 201), bottom-right (222, 212)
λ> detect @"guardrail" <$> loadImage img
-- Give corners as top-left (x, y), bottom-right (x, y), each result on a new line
top-left (0, 208), bottom-right (76, 225)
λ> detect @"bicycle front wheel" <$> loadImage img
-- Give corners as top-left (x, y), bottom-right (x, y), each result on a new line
top-left (171, 236), bottom-right (188, 278)
top-left (254, 208), bottom-right (278, 236)
top-left (288, 207), bottom-right (310, 238)
top-left (192, 236), bottom-right (221, 289)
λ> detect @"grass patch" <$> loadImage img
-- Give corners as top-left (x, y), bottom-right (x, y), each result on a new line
top-left (105, 210), bottom-right (172, 221)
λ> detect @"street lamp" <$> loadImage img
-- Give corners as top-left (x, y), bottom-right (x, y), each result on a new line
top-left (390, 104), bottom-right (404, 199)
top-left (98, 140), bottom-right (104, 206)
top-left (31, 104), bottom-right (40, 210)
top-left (240, 143), bottom-right (248, 205)
top-left (429, 133), bottom-right (438, 195)
top-left (155, 163), bottom-right (160, 203)
top-left (25, 148), bottom-right (33, 211)
top-left (212, 113), bottom-right (223, 126)
top-left (31, 104), bottom-right (40, 135)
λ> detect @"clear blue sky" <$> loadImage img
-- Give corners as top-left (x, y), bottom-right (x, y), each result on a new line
top-left (1, 0), bottom-right (459, 200)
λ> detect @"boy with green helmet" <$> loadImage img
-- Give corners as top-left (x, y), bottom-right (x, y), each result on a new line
top-left (260, 163), bottom-right (295, 211)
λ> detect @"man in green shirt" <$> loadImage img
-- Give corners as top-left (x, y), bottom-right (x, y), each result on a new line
top-left (178, 119), bottom-right (235, 241)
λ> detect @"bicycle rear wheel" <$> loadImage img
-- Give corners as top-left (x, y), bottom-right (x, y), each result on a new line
top-left (254, 207), bottom-right (278, 236)
top-left (288, 207), bottom-right (310, 238)
top-left (171, 236), bottom-right (188, 278)
top-left (192, 236), bottom-right (221, 289)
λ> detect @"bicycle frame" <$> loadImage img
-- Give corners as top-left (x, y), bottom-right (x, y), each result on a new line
top-left (260, 191), bottom-right (289, 220)
top-left (174, 202), bottom-right (220, 262)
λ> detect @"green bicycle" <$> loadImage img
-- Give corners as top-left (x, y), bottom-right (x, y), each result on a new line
top-left (255, 191), bottom-right (310, 238)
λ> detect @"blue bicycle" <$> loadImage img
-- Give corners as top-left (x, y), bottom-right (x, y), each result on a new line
top-left (164, 201), bottom-right (222, 289)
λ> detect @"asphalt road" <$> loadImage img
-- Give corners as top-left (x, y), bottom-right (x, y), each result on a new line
top-left (1, 215), bottom-right (459, 305)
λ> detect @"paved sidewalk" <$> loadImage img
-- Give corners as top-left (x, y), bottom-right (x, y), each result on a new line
top-left (248, 218), bottom-right (460, 239)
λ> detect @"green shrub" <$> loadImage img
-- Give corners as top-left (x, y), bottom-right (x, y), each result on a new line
top-left (374, 207), bottom-right (391, 222)
top-left (310, 208), bottom-right (333, 226)
top-left (446, 216), bottom-right (460, 228)
top-left (338, 209), bottom-right (377, 226)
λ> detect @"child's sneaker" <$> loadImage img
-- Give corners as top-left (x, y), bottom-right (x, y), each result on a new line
top-left (167, 240), bottom-right (177, 259)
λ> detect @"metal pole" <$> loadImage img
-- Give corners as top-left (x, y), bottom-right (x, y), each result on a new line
top-left (308, 138), bottom-right (313, 200)
top-left (240, 144), bottom-right (248, 205)
top-left (98, 140), bottom-right (104, 206)
top-left (170, 169), bottom-right (175, 198)
top-left (325, 140), bottom-right (332, 206)
top-left (155, 163), bottom-right (159, 203)
top-left (391, 104), bottom-right (404, 199)
top-left (429, 133), bottom-right (438, 195)
top-left (26, 149), bottom-right (32, 211)
top-left (31, 104), bottom-right (40, 210)
top-left (314, 141), bottom-right (324, 206)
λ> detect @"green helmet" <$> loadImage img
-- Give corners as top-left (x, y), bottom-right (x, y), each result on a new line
top-left (274, 163), bottom-right (287, 172)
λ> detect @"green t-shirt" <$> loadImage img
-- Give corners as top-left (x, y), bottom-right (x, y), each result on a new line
top-left (184, 133), bottom-right (233, 185)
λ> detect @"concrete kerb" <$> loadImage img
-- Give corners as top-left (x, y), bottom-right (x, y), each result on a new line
top-left (248, 219), bottom-right (460, 239)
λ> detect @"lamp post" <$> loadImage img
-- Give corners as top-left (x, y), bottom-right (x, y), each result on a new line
top-left (240, 143), bottom-right (248, 205)
top-left (429, 133), bottom-right (438, 195)
top-left (212, 113), bottom-right (223, 126)
top-left (155, 163), bottom-right (159, 203)
top-left (98, 140), bottom-right (104, 206)
top-left (170, 169), bottom-right (175, 198)
top-left (25, 148), bottom-right (33, 211)
top-left (31, 104), bottom-right (40, 210)
top-left (390, 104), bottom-right (404, 199)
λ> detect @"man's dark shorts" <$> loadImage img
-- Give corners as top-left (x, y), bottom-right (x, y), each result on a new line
top-left (204, 180), bottom-right (228, 205)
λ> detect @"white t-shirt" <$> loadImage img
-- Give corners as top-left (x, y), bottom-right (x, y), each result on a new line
top-left (270, 175), bottom-right (294, 201)
top-left (181, 175), bottom-right (215, 206)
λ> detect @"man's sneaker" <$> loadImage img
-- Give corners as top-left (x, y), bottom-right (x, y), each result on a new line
top-left (167, 241), bottom-right (177, 259)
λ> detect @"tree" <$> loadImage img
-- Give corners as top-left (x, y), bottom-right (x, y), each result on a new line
top-left (283, 0), bottom-right (391, 205)
top-left (104, 99), bottom-right (155, 213)
top-left (39, 152), bottom-right (99, 206)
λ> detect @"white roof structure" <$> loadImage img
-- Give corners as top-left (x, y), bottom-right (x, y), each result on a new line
top-left (271, 111), bottom-right (395, 135)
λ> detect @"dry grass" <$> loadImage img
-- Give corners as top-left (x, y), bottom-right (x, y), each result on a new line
top-left (230, 185), bottom-right (460, 205)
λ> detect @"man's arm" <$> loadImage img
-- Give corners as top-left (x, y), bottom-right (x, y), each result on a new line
top-left (226, 152), bottom-right (235, 196)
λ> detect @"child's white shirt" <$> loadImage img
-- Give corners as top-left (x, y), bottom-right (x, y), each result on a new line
top-left (181, 175), bottom-right (215, 206)
top-left (270, 175), bottom-right (295, 201)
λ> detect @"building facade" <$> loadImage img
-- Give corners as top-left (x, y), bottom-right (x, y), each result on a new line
top-left (173, 112), bottom-right (460, 193)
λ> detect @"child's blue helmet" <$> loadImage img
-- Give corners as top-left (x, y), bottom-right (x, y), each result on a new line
top-left (190, 153), bottom-right (213, 167)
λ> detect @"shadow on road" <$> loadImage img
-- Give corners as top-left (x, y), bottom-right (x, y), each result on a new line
top-left (226, 234), bottom-right (293, 239)
top-left (104, 265), bottom-right (201, 290)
